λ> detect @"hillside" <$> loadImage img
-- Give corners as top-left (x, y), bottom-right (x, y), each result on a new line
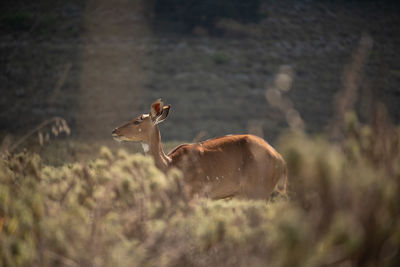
top-left (1, 0), bottom-right (399, 144)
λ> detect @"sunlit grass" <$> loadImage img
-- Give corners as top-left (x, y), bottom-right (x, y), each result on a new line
top-left (1, 111), bottom-right (399, 266)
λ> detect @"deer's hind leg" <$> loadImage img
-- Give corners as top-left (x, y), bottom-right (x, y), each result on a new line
top-left (239, 158), bottom-right (277, 201)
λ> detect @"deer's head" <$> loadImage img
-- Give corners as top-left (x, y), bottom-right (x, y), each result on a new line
top-left (112, 99), bottom-right (170, 144)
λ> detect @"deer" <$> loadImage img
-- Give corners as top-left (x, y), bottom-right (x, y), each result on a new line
top-left (112, 99), bottom-right (287, 201)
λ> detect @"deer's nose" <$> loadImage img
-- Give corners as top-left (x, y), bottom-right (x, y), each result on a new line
top-left (112, 128), bottom-right (119, 135)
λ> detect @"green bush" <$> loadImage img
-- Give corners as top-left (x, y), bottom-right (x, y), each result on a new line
top-left (1, 11), bottom-right (34, 31)
top-left (1, 114), bottom-right (400, 266)
top-left (213, 52), bottom-right (230, 65)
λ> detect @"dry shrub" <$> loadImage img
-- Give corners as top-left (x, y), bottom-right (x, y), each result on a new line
top-left (278, 109), bottom-right (400, 266)
top-left (1, 111), bottom-right (400, 267)
top-left (0, 149), bottom-right (190, 267)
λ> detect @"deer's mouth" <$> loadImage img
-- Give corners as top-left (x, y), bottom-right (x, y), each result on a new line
top-left (112, 133), bottom-right (128, 142)
top-left (112, 133), bottom-right (141, 142)
top-left (112, 133), bottom-right (122, 142)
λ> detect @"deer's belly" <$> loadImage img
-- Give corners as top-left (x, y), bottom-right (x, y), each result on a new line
top-left (196, 170), bottom-right (241, 199)
top-left (175, 151), bottom-right (244, 198)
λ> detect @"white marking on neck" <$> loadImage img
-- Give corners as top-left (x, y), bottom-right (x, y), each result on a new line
top-left (141, 143), bottom-right (150, 153)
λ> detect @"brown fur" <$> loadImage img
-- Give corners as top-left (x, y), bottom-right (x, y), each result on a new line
top-left (168, 134), bottom-right (287, 199)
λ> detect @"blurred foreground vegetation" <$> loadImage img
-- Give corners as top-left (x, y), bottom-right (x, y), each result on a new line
top-left (1, 111), bottom-right (400, 267)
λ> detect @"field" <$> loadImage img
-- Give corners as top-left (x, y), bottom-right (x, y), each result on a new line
top-left (1, 0), bottom-right (400, 266)
top-left (1, 112), bottom-right (400, 266)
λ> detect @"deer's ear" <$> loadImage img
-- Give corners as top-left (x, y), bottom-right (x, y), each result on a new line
top-left (155, 105), bottom-right (170, 124)
top-left (150, 99), bottom-right (163, 120)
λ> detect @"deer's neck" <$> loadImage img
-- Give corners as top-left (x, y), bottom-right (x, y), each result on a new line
top-left (147, 126), bottom-right (171, 172)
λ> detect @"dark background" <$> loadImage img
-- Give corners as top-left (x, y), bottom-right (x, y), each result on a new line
top-left (1, 0), bottom-right (399, 146)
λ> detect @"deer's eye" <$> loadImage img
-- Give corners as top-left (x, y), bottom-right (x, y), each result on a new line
top-left (133, 120), bottom-right (141, 125)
